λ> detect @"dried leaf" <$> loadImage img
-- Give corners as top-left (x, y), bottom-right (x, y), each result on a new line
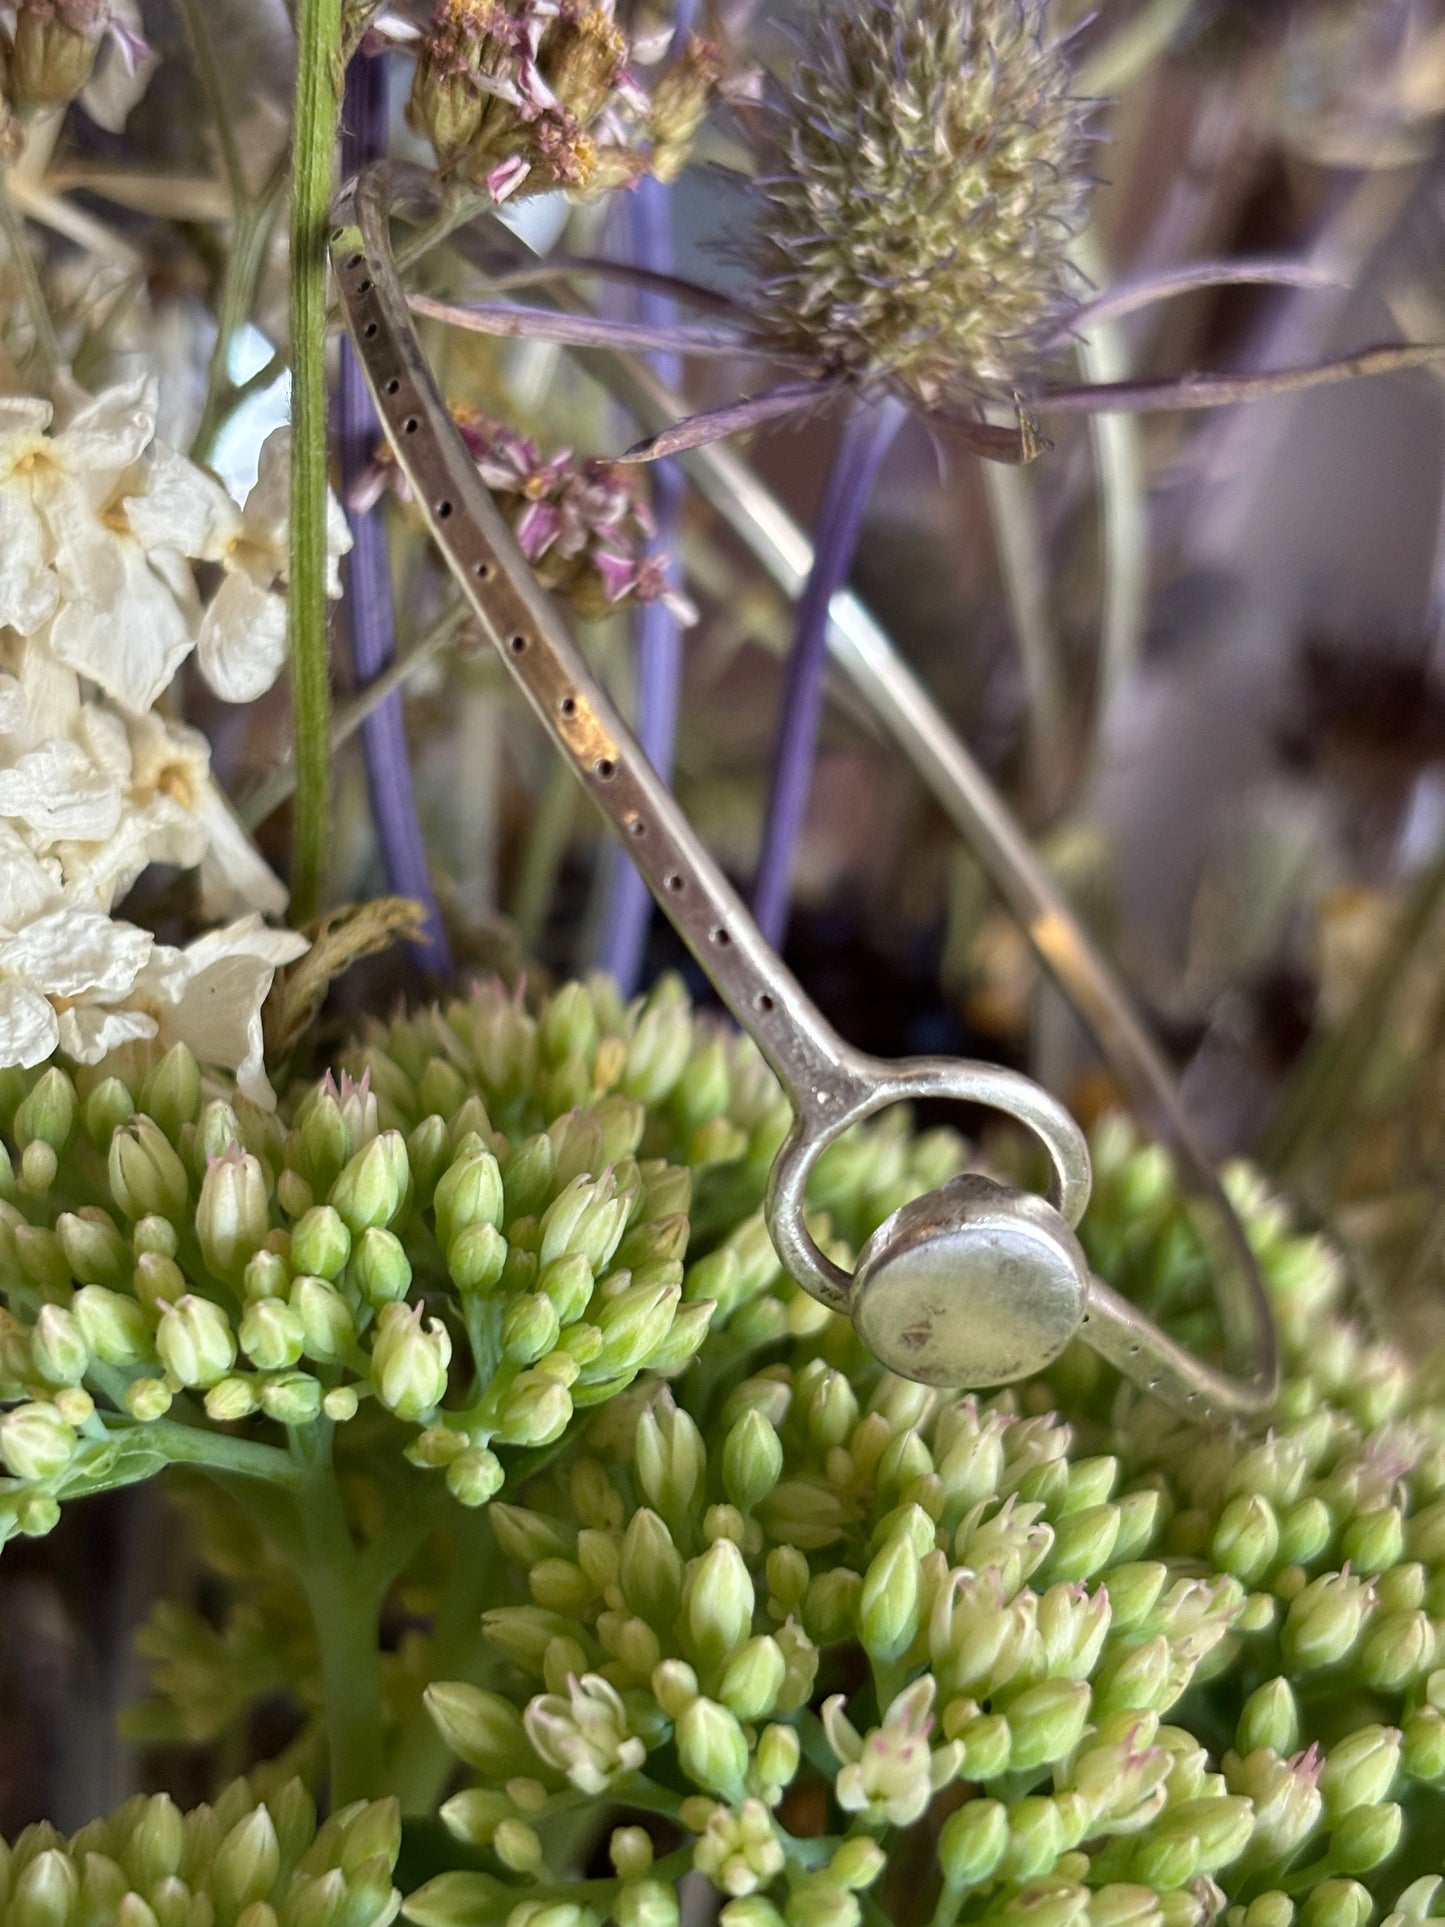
top-left (263, 896), bottom-right (430, 1056)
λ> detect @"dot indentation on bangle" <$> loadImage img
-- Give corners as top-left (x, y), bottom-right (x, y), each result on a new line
top-left (595, 758), bottom-right (616, 780)
top-left (755, 992), bottom-right (775, 1014)
top-left (665, 873), bottom-right (684, 892)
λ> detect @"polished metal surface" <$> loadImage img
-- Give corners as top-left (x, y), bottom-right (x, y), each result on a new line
top-left (332, 162), bottom-right (1280, 1421)
top-left (853, 1177), bottom-right (1089, 1388)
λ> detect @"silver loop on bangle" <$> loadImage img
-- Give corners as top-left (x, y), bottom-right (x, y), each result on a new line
top-left (331, 162), bottom-right (1281, 1424)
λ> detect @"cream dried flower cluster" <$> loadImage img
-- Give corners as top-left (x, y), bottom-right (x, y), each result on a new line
top-left (0, 378), bottom-right (351, 1101)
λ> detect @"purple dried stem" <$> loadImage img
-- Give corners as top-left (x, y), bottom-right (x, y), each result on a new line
top-left (751, 395), bottom-right (906, 948)
top-left (339, 49), bottom-right (451, 976)
top-left (595, 181), bottom-right (689, 995)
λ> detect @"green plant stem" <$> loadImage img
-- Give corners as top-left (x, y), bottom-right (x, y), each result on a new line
top-left (288, 0), bottom-right (345, 923)
top-left (131, 1417), bottom-right (302, 1488)
top-left (390, 1513), bottom-right (502, 1813)
top-left (0, 164), bottom-right (60, 379)
top-left (291, 1420), bottom-right (387, 1803)
top-left (511, 755), bottom-right (581, 949)
top-left (981, 459), bottom-right (1069, 812)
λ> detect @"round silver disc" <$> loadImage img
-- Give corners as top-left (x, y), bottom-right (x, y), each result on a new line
top-left (851, 1175), bottom-right (1089, 1388)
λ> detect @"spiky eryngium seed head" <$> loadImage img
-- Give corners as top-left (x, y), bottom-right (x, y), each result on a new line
top-left (748, 0), bottom-right (1092, 408)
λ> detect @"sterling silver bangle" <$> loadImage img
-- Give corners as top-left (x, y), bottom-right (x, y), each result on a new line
top-left (332, 163), bottom-right (1280, 1423)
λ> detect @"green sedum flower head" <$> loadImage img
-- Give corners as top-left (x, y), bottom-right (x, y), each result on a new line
top-left (0, 1778), bottom-right (401, 1927)
top-left (749, 0), bottom-right (1092, 408)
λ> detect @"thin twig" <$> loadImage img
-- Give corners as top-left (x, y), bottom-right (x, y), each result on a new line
top-left (407, 289), bottom-right (765, 357)
top-left (1034, 340), bottom-right (1445, 414)
top-left (1044, 258), bottom-right (1342, 346)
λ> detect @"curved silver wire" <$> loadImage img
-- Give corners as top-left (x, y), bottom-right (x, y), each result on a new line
top-left (333, 162), bottom-right (1280, 1421)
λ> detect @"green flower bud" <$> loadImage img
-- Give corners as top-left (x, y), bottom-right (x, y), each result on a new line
top-left (536, 1251), bottom-right (592, 1325)
top-left (133, 1215), bottom-right (178, 1260)
top-left (719, 1636), bottom-right (786, 1721)
top-left (1228, 1745), bottom-right (1324, 1867)
top-left (1330, 1800), bottom-right (1402, 1873)
top-left (406, 1113), bottom-right (450, 1204)
top-left (620, 1508), bottom-right (683, 1626)
top-left (138, 1045), bottom-right (200, 1139)
top-left (350, 1225), bottom-right (412, 1302)
top-left (792, 1559), bottom-right (861, 1645)
top-left (615, 1880), bottom-right (677, 1927)
top-left (682, 1538), bottom-right (755, 1673)
top-left (1360, 1610), bottom-right (1435, 1692)
top-left (73, 1285), bottom-right (151, 1366)
top-left (434, 1139), bottom-right (504, 1251)
top-left (1000, 1795), bottom-right (1067, 1882)
top-left (722, 1410), bottom-right (784, 1512)
top-left (132, 1251), bottom-right (187, 1317)
top-left (16, 1067), bottom-right (77, 1154)
top-left (1094, 1635), bottom-right (1173, 1717)
top-left (330, 1133), bottom-right (410, 1233)
top-left (1100, 1562), bottom-right (1169, 1633)
top-left (594, 1281), bottom-right (680, 1374)
top-left (830, 1838), bottom-right (885, 1892)
top-left (57, 1210), bottom-right (129, 1289)
top-left (1321, 1725), bottom-right (1402, 1817)
top-left (1042, 1502), bottom-right (1121, 1583)
top-left (754, 1722), bottom-right (801, 1802)
top-left (206, 1376), bottom-right (260, 1422)
top-left (109, 1119), bottom-right (189, 1223)
top-left (720, 1905), bottom-right (785, 1927)
top-left (645, 1297), bottom-right (714, 1374)
top-left (1004, 1677), bottom-right (1092, 1773)
top-left (939, 1798), bottom-right (1008, 1886)
top-left (1237, 1680), bottom-right (1300, 1758)
top-left (1211, 1494), bottom-right (1280, 1586)
top-left (213, 1808), bottom-right (280, 1916)
top-left (636, 1394), bottom-right (705, 1526)
top-left (1281, 1570), bottom-right (1375, 1672)
top-left (0, 1401), bottom-right (76, 1482)
top-left (447, 1222), bottom-right (507, 1296)
top-left (371, 1303), bottom-right (451, 1421)
top-left (622, 984), bottom-right (692, 1103)
top-left (11, 1848), bottom-right (79, 1927)
top-left (1403, 1707), bottom-right (1445, 1784)
top-left (1086, 1887), bottom-right (1164, 1927)
top-left (1300, 1882), bottom-right (1370, 1927)
top-left (1241, 1899), bottom-right (1293, 1927)
top-left (1342, 1506), bottom-right (1405, 1577)
top-left (677, 1697), bottom-right (749, 1794)
top-left (502, 1294), bottom-right (563, 1366)
top-left (30, 1305), bottom-right (89, 1387)
top-left (19, 1140), bottom-right (57, 1196)
top-left (954, 1711), bottom-right (1011, 1780)
top-left (124, 1376), bottom-right (173, 1421)
top-left (609, 1827), bottom-right (655, 1880)
top-left (197, 1148), bottom-right (271, 1286)
top-left (501, 1133), bottom-right (555, 1221)
top-left (15, 1491), bottom-right (61, 1537)
top-left (156, 1295), bottom-right (237, 1388)
top-left (85, 1077), bottom-right (134, 1148)
top-left (14, 1225), bottom-right (66, 1299)
top-left (300, 1094), bottom-right (349, 1197)
top-left (446, 1448), bottom-right (505, 1507)
top-left (493, 1370), bottom-right (572, 1448)
top-left (240, 1299), bottom-right (306, 1372)
top-left (123, 1792), bottom-right (186, 1886)
top-left (291, 1277), bottom-right (356, 1362)
top-left (259, 1371), bottom-right (322, 1425)
top-left (244, 1249), bottom-right (290, 1301)
top-left (426, 1682), bottom-right (529, 1774)
top-left (858, 1531), bottom-right (921, 1664)
top-left (540, 1172), bottom-right (631, 1273)
top-left (290, 1207), bottom-right (351, 1282)
top-left (1278, 1497), bottom-right (1333, 1568)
